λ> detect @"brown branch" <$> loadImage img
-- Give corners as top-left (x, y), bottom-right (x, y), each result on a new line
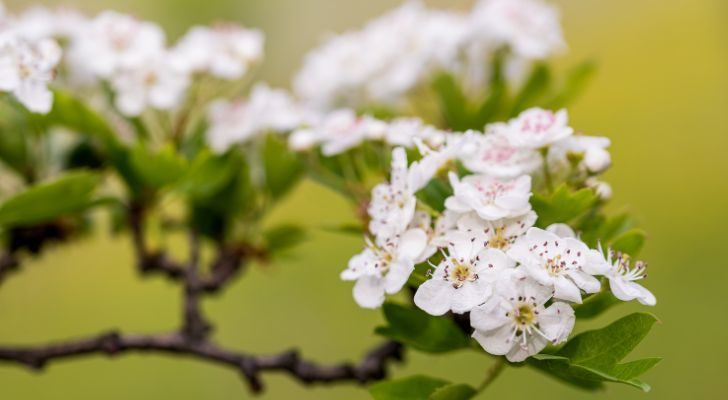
top-left (0, 332), bottom-right (403, 393)
top-left (128, 203), bottom-right (186, 280)
top-left (181, 231), bottom-right (211, 340)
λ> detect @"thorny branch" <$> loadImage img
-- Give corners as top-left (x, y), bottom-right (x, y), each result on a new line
top-left (0, 332), bottom-right (403, 393)
top-left (0, 203), bottom-right (404, 394)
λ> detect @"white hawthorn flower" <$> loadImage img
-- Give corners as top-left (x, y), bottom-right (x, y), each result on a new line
top-left (415, 232), bottom-right (515, 315)
top-left (299, 109), bottom-right (387, 156)
top-left (110, 53), bottom-right (189, 117)
top-left (586, 178), bottom-right (612, 201)
top-left (506, 108), bottom-right (573, 149)
top-left (455, 211), bottom-right (537, 251)
top-left (368, 147), bottom-right (417, 241)
top-left (68, 11), bottom-right (165, 79)
top-left (0, 34), bottom-right (61, 113)
top-left (385, 118), bottom-right (447, 149)
top-left (341, 229), bottom-right (428, 308)
top-left (550, 135), bottom-right (611, 174)
top-left (11, 6), bottom-right (87, 41)
top-left (445, 172), bottom-right (532, 221)
top-left (508, 227), bottom-right (602, 303)
top-left (206, 84), bottom-right (311, 153)
top-left (172, 24), bottom-right (263, 80)
top-left (471, 276), bottom-right (575, 362)
top-left (460, 124), bottom-right (542, 178)
top-left (293, 1), bottom-right (468, 110)
top-left (596, 248), bottom-right (656, 306)
top-left (470, 0), bottom-right (565, 60)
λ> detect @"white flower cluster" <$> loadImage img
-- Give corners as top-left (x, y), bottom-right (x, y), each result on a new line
top-left (340, 107), bottom-right (654, 362)
top-left (0, 6), bottom-right (62, 113)
top-left (294, 0), bottom-right (565, 110)
top-left (0, 5), bottom-right (263, 117)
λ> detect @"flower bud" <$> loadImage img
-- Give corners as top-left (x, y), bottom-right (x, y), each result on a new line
top-left (583, 148), bottom-right (611, 173)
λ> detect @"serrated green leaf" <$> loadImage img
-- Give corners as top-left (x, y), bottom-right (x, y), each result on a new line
top-left (0, 171), bottom-right (100, 227)
top-left (558, 313), bottom-right (658, 369)
top-left (532, 184), bottom-right (598, 227)
top-left (375, 302), bottom-right (470, 353)
top-left (428, 383), bottom-right (477, 400)
top-left (529, 313), bottom-right (659, 392)
top-left (369, 375), bottom-right (450, 400)
top-left (610, 229), bottom-right (646, 256)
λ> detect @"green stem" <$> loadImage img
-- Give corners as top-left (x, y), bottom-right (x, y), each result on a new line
top-left (477, 358), bottom-right (507, 393)
top-left (540, 147), bottom-right (554, 193)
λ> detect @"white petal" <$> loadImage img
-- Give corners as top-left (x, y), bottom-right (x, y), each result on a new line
top-left (470, 298), bottom-right (511, 331)
top-left (567, 270), bottom-right (601, 293)
top-left (473, 324), bottom-right (514, 356)
top-left (413, 279), bottom-right (453, 316)
top-left (383, 260), bottom-right (414, 294)
top-left (14, 82), bottom-right (53, 113)
top-left (553, 276), bottom-right (582, 303)
top-left (538, 302), bottom-right (575, 344)
top-left (506, 332), bottom-right (548, 362)
top-left (397, 228), bottom-right (428, 261)
top-left (546, 223), bottom-right (576, 238)
top-left (451, 281), bottom-right (491, 314)
top-left (353, 275), bottom-right (385, 309)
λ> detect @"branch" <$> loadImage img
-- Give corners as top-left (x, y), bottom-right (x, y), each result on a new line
top-left (0, 332), bottom-right (403, 393)
top-left (128, 203), bottom-right (186, 280)
top-left (181, 231), bottom-right (211, 340)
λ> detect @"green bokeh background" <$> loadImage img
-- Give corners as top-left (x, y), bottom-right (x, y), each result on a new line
top-left (1, 0), bottom-right (726, 398)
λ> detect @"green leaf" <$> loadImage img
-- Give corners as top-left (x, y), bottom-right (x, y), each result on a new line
top-left (416, 178), bottom-right (453, 213)
top-left (433, 73), bottom-right (470, 131)
top-left (375, 302), bottom-right (470, 353)
top-left (263, 224), bottom-right (307, 254)
top-left (320, 223), bottom-right (365, 236)
top-left (129, 144), bottom-right (187, 189)
top-left (472, 51), bottom-right (507, 127)
top-left (41, 90), bottom-right (141, 191)
top-left (369, 375), bottom-right (450, 400)
top-left (510, 63), bottom-right (551, 116)
top-left (547, 60), bottom-right (597, 109)
top-left (610, 229), bottom-right (646, 256)
top-left (43, 90), bottom-right (118, 144)
top-left (0, 171), bottom-right (100, 227)
top-left (532, 184), bottom-right (598, 227)
top-left (578, 212), bottom-right (634, 248)
top-left (558, 313), bottom-right (658, 368)
top-left (428, 383), bottom-right (477, 400)
top-left (262, 134), bottom-right (304, 201)
top-left (178, 152), bottom-right (239, 202)
top-left (529, 313), bottom-right (659, 392)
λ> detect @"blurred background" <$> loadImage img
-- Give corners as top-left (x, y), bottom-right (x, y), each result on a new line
top-left (0, 0), bottom-right (726, 398)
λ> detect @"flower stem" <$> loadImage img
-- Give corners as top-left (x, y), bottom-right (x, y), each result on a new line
top-left (477, 358), bottom-right (507, 393)
top-left (540, 147), bottom-right (554, 193)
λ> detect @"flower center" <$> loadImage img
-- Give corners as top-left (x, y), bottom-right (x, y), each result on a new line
top-left (488, 227), bottom-right (509, 249)
top-left (545, 254), bottom-right (566, 275)
top-left (514, 304), bottom-right (536, 327)
top-left (445, 260), bottom-right (478, 289)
